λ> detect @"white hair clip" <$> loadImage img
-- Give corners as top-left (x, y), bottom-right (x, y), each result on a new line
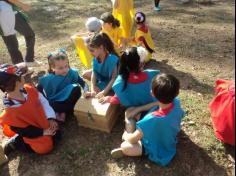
top-left (137, 46), bottom-right (148, 63)
top-left (135, 12), bottom-right (144, 23)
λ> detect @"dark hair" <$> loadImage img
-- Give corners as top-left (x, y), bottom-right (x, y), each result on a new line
top-left (47, 49), bottom-right (69, 73)
top-left (0, 74), bottom-right (21, 93)
top-left (100, 12), bottom-right (120, 28)
top-left (119, 47), bottom-right (141, 91)
top-left (151, 74), bottom-right (180, 104)
top-left (87, 32), bottom-right (118, 56)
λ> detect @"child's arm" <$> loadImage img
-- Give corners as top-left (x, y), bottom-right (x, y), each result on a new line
top-left (123, 129), bottom-right (144, 144)
top-left (38, 92), bottom-right (59, 132)
top-left (7, 0), bottom-right (31, 12)
top-left (96, 66), bottom-right (118, 98)
top-left (10, 125), bottom-right (56, 137)
top-left (98, 94), bottom-right (120, 104)
top-left (38, 93), bottom-right (56, 120)
top-left (91, 71), bottom-right (100, 94)
top-left (125, 101), bottom-right (159, 120)
top-left (71, 32), bottom-right (91, 42)
top-left (10, 125), bottom-right (44, 138)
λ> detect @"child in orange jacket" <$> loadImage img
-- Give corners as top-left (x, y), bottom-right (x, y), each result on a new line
top-left (0, 64), bottom-right (60, 155)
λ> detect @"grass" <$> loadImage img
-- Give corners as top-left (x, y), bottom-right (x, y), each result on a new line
top-left (0, 0), bottom-right (235, 175)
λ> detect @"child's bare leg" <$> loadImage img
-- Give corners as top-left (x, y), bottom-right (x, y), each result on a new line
top-left (125, 117), bottom-right (136, 133)
top-left (82, 69), bottom-right (92, 81)
top-left (121, 141), bottom-right (142, 156)
top-left (111, 141), bottom-right (142, 158)
top-left (125, 108), bottom-right (141, 133)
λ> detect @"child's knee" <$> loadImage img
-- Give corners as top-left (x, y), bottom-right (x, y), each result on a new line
top-left (121, 141), bottom-right (132, 149)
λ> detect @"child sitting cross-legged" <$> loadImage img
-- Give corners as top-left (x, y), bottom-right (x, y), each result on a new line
top-left (111, 73), bottom-right (185, 167)
top-left (0, 64), bottom-right (60, 155)
top-left (38, 49), bottom-right (89, 122)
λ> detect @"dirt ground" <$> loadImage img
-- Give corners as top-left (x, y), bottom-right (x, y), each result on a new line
top-left (0, 0), bottom-right (235, 175)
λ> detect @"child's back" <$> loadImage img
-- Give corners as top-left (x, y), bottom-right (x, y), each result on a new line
top-left (113, 69), bottom-right (159, 107)
top-left (112, 47), bottom-right (159, 107)
top-left (111, 73), bottom-right (184, 166)
top-left (137, 98), bottom-right (184, 166)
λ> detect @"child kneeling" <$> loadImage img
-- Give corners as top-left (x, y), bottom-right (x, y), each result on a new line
top-left (111, 73), bottom-right (185, 166)
top-left (0, 64), bottom-right (60, 155)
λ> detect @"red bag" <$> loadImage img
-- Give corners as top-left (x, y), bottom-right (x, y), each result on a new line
top-left (209, 80), bottom-right (235, 145)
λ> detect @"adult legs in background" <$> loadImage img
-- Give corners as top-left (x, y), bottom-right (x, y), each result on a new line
top-left (14, 13), bottom-right (35, 62)
top-left (2, 35), bottom-right (24, 64)
top-left (154, 0), bottom-right (161, 11)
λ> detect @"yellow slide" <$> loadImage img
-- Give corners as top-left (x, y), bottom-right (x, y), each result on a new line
top-left (72, 35), bottom-right (93, 69)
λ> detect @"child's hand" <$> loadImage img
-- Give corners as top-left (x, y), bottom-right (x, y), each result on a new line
top-left (98, 96), bottom-right (109, 104)
top-left (49, 119), bottom-right (59, 131)
top-left (84, 91), bottom-right (96, 98)
top-left (43, 127), bottom-right (56, 136)
top-left (95, 91), bottom-right (104, 99)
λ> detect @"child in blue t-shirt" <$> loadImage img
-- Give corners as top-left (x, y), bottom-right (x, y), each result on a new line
top-left (111, 73), bottom-right (185, 167)
top-left (38, 49), bottom-right (89, 122)
top-left (83, 32), bottom-right (119, 99)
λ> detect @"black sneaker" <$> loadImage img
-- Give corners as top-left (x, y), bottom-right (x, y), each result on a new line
top-left (3, 139), bottom-right (16, 156)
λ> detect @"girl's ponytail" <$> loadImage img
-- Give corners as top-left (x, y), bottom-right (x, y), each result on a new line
top-left (119, 47), bottom-right (141, 91)
top-left (119, 52), bottom-right (130, 91)
top-left (113, 18), bottom-right (120, 28)
top-left (100, 12), bottom-right (120, 28)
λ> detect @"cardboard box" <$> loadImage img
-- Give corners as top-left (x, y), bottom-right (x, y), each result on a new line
top-left (74, 97), bottom-right (124, 133)
top-left (0, 145), bottom-right (8, 166)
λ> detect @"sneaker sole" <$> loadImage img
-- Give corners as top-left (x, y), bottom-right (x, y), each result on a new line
top-left (111, 148), bottom-right (124, 159)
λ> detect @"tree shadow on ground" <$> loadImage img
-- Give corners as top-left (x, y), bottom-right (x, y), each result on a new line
top-left (1, 116), bottom-right (114, 176)
top-left (0, 164), bottom-right (10, 176)
top-left (28, 0), bottom-right (111, 41)
top-left (145, 59), bottom-right (215, 95)
top-left (224, 144), bottom-right (235, 160)
top-left (114, 130), bottom-right (228, 176)
top-left (0, 115), bottom-right (231, 176)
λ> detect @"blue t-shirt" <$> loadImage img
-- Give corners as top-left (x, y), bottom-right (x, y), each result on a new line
top-left (112, 70), bottom-right (160, 107)
top-left (39, 68), bottom-right (84, 102)
top-left (136, 98), bottom-right (185, 166)
top-left (93, 54), bottom-right (119, 90)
